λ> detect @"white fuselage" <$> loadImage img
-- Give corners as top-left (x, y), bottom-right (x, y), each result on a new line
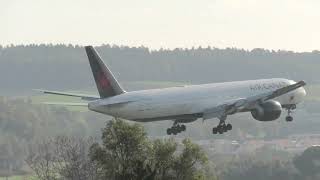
top-left (88, 78), bottom-right (306, 122)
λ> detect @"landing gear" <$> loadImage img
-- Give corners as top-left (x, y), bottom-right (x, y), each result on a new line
top-left (285, 104), bottom-right (296, 122)
top-left (212, 123), bottom-right (232, 134)
top-left (226, 124), bottom-right (232, 131)
top-left (286, 116), bottom-right (293, 122)
top-left (167, 123), bottom-right (186, 135)
top-left (212, 115), bottom-right (233, 134)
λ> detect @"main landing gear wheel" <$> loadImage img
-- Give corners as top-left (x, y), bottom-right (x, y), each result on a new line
top-left (212, 116), bottom-right (233, 135)
top-left (226, 123), bottom-right (232, 131)
top-left (212, 123), bottom-right (232, 134)
top-left (167, 124), bottom-right (186, 135)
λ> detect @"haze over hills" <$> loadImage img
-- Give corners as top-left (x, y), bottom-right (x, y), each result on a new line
top-left (0, 44), bottom-right (319, 95)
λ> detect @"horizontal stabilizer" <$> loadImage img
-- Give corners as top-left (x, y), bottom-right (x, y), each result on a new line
top-left (34, 89), bottom-right (100, 101)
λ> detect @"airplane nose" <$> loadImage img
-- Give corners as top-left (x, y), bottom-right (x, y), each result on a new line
top-left (301, 87), bottom-right (307, 98)
top-left (295, 87), bottom-right (307, 103)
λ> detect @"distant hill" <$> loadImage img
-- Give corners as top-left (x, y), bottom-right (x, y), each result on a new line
top-left (0, 44), bottom-right (319, 95)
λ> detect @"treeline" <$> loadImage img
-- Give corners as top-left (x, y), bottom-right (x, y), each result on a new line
top-left (0, 44), bottom-right (319, 94)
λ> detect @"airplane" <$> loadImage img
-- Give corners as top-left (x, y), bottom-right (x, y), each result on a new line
top-left (36, 46), bottom-right (307, 135)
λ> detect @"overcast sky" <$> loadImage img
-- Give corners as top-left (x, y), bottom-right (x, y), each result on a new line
top-left (1, 0), bottom-right (320, 51)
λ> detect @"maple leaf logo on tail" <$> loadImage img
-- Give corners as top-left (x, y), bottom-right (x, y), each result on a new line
top-left (97, 71), bottom-right (110, 90)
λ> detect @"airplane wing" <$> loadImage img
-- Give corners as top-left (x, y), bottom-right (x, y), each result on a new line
top-left (34, 89), bottom-right (100, 101)
top-left (203, 80), bottom-right (306, 120)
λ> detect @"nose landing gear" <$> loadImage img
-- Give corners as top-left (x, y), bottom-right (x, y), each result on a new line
top-left (286, 116), bottom-right (293, 122)
top-left (285, 104), bottom-right (296, 122)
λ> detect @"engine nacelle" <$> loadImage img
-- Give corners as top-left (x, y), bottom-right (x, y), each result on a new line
top-left (251, 100), bottom-right (282, 121)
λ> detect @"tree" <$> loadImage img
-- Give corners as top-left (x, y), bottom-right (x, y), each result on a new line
top-left (89, 119), bottom-right (152, 180)
top-left (90, 119), bottom-right (214, 180)
top-left (26, 136), bottom-right (99, 180)
top-left (26, 138), bottom-right (57, 180)
top-left (174, 139), bottom-right (208, 180)
top-left (52, 136), bottom-right (99, 180)
top-left (151, 138), bottom-right (177, 179)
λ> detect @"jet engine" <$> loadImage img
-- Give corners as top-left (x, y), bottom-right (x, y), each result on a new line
top-left (251, 100), bottom-right (282, 121)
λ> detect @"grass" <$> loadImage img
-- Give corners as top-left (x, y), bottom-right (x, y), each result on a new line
top-left (0, 176), bottom-right (34, 180)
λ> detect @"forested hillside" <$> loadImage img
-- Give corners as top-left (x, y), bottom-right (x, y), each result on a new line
top-left (0, 44), bottom-right (319, 95)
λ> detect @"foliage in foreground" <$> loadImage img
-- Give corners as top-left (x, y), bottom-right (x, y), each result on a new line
top-left (26, 136), bottom-right (98, 180)
top-left (90, 119), bottom-right (214, 180)
top-left (26, 119), bottom-right (215, 180)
